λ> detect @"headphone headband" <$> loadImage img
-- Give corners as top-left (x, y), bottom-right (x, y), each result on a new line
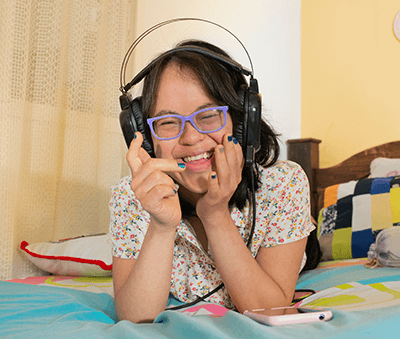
top-left (119, 17), bottom-right (255, 93)
top-left (122, 45), bottom-right (252, 93)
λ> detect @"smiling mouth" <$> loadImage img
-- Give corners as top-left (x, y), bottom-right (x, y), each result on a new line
top-left (182, 151), bottom-right (214, 163)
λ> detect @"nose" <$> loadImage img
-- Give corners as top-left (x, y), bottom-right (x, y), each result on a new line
top-left (179, 121), bottom-right (204, 145)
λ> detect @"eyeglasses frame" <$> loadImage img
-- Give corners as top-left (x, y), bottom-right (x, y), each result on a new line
top-left (146, 106), bottom-right (229, 141)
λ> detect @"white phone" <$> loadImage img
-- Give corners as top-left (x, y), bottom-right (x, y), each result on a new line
top-left (243, 306), bottom-right (333, 326)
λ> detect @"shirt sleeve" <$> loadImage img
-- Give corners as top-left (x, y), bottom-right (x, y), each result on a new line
top-left (109, 176), bottom-right (150, 259)
top-left (258, 161), bottom-right (315, 248)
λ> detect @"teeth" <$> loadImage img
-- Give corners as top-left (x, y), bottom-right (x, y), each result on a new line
top-left (183, 151), bottom-right (213, 163)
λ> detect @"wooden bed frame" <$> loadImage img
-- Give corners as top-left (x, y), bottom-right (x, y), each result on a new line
top-left (287, 138), bottom-right (400, 219)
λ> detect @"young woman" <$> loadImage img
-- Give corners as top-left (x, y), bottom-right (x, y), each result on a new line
top-left (110, 40), bottom-right (316, 323)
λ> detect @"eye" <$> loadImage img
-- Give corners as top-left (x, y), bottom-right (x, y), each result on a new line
top-left (160, 119), bottom-right (178, 126)
top-left (156, 117), bottom-right (180, 127)
top-left (201, 112), bottom-right (219, 120)
top-left (196, 109), bottom-right (223, 126)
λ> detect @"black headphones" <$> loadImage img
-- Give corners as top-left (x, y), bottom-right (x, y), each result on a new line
top-left (119, 18), bottom-right (261, 167)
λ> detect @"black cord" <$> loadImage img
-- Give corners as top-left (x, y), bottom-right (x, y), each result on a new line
top-left (167, 165), bottom-right (257, 311)
top-left (246, 167), bottom-right (257, 250)
top-left (166, 283), bottom-right (225, 311)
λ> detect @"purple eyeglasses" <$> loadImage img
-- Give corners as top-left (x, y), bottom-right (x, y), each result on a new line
top-left (147, 106), bottom-right (228, 140)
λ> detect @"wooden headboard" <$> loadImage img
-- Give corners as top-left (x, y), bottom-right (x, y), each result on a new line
top-left (287, 138), bottom-right (400, 219)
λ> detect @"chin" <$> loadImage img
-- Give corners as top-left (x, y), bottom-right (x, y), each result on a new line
top-left (173, 174), bottom-right (209, 196)
top-left (183, 180), bottom-right (208, 195)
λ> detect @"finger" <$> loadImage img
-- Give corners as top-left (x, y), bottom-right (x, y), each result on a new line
top-left (139, 146), bottom-right (151, 164)
top-left (213, 144), bottom-right (230, 187)
top-left (130, 159), bottom-right (186, 192)
top-left (147, 184), bottom-right (178, 202)
top-left (132, 169), bottom-right (177, 197)
top-left (232, 135), bottom-right (244, 169)
top-left (213, 136), bottom-right (243, 190)
top-left (215, 134), bottom-right (237, 173)
top-left (224, 134), bottom-right (244, 179)
top-left (206, 171), bottom-right (220, 200)
top-left (126, 132), bottom-right (145, 174)
top-left (223, 134), bottom-right (241, 168)
top-left (141, 158), bottom-right (186, 174)
top-left (138, 183), bottom-right (180, 225)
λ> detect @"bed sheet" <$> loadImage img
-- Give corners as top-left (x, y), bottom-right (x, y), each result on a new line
top-left (1, 259), bottom-right (400, 338)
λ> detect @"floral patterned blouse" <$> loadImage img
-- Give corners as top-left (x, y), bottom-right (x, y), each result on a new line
top-left (109, 160), bottom-right (314, 309)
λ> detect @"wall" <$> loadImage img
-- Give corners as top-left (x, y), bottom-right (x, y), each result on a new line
top-left (301, 1), bottom-right (400, 168)
top-left (128, 0), bottom-right (301, 159)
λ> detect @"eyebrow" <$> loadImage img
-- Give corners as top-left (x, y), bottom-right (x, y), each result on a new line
top-left (153, 103), bottom-right (216, 118)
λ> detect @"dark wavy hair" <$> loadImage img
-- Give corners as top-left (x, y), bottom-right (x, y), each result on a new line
top-left (139, 39), bottom-right (280, 215)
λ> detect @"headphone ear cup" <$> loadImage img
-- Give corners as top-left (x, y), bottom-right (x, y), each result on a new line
top-left (234, 84), bottom-right (248, 148)
top-left (119, 95), bottom-right (154, 156)
top-left (131, 97), bottom-right (153, 155)
top-left (130, 97), bottom-right (154, 156)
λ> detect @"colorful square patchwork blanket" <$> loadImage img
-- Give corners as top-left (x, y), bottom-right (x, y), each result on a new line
top-left (318, 176), bottom-right (400, 260)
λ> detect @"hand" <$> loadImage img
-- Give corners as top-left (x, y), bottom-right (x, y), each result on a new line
top-left (196, 134), bottom-right (244, 223)
top-left (127, 133), bottom-right (186, 230)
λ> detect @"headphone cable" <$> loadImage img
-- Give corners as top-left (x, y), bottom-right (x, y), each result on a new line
top-left (167, 164), bottom-right (257, 311)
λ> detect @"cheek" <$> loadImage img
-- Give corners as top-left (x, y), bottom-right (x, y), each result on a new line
top-left (154, 143), bottom-right (163, 158)
top-left (219, 116), bottom-right (234, 141)
top-left (153, 139), bottom-right (174, 159)
top-left (151, 136), bottom-right (163, 158)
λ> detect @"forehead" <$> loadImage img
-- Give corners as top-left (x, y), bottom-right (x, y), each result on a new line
top-left (152, 63), bottom-right (215, 115)
top-left (158, 62), bottom-right (201, 88)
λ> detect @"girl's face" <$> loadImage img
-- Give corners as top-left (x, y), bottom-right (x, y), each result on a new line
top-left (150, 63), bottom-right (233, 196)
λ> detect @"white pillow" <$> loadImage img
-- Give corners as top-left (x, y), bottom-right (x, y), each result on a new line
top-left (21, 234), bottom-right (112, 276)
top-left (368, 227), bottom-right (400, 267)
top-left (370, 157), bottom-right (400, 178)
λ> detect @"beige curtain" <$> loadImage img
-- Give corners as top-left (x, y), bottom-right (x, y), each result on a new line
top-left (0, 0), bottom-right (134, 280)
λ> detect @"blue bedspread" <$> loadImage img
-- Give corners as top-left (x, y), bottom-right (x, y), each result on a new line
top-left (1, 260), bottom-right (400, 338)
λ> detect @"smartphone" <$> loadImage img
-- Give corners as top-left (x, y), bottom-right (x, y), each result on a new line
top-left (243, 306), bottom-right (333, 326)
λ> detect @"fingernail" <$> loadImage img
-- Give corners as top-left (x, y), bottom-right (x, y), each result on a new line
top-left (219, 147), bottom-right (224, 153)
top-left (233, 137), bottom-right (238, 145)
top-left (133, 132), bottom-right (137, 139)
top-left (228, 135), bottom-right (233, 142)
top-left (211, 174), bottom-right (217, 179)
top-left (178, 163), bottom-right (186, 168)
top-left (173, 189), bottom-right (178, 194)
